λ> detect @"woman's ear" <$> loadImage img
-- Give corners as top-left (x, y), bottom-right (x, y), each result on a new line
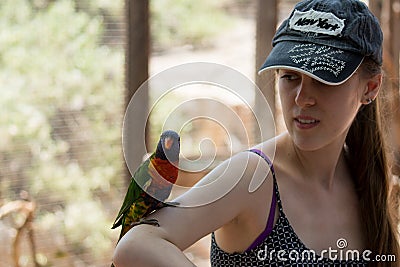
top-left (362, 74), bottom-right (382, 104)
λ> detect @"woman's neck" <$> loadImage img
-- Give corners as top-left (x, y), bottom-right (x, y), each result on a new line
top-left (285, 133), bottom-right (348, 191)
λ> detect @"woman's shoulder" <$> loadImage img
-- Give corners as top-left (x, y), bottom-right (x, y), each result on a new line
top-left (250, 132), bottom-right (288, 162)
top-left (196, 133), bottom-right (288, 198)
top-left (226, 134), bottom-right (285, 193)
top-left (249, 132), bottom-right (294, 179)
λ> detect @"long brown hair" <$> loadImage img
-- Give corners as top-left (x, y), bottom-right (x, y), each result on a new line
top-left (346, 57), bottom-right (400, 266)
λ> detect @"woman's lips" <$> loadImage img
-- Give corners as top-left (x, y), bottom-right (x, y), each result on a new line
top-left (294, 115), bottom-right (320, 129)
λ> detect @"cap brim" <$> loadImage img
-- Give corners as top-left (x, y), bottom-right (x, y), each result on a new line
top-left (258, 41), bottom-right (364, 86)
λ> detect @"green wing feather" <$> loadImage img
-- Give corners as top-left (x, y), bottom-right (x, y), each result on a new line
top-left (111, 153), bottom-right (154, 229)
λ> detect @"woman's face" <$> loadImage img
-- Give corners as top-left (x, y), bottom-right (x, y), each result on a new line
top-left (278, 69), bottom-right (366, 151)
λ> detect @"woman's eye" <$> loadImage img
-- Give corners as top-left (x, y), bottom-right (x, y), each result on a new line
top-left (280, 74), bottom-right (299, 81)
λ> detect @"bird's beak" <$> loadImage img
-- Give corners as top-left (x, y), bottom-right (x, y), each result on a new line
top-left (164, 137), bottom-right (173, 150)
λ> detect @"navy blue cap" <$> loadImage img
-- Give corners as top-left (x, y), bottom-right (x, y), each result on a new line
top-left (259, 0), bottom-right (383, 85)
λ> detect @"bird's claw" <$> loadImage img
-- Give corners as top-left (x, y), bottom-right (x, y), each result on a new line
top-left (164, 201), bottom-right (180, 207)
top-left (128, 202), bottom-right (180, 228)
top-left (130, 218), bottom-right (160, 227)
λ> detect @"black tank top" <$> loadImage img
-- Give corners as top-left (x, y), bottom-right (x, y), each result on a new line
top-left (210, 149), bottom-right (368, 266)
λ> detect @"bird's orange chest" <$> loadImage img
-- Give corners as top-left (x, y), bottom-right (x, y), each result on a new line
top-left (150, 157), bottom-right (179, 184)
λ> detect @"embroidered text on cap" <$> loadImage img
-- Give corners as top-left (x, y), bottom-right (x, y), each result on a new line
top-left (289, 9), bottom-right (345, 36)
top-left (288, 44), bottom-right (346, 77)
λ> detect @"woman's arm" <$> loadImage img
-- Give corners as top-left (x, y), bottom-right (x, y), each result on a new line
top-left (112, 149), bottom-right (275, 266)
top-left (113, 224), bottom-right (196, 267)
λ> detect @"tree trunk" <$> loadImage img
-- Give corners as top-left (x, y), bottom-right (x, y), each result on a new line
top-left (255, 0), bottom-right (278, 142)
top-left (369, 0), bottom-right (383, 19)
top-left (0, 199), bottom-right (38, 267)
top-left (124, 0), bottom-right (150, 183)
top-left (389, 0), bottom-right (400, 175)
top-left (381, 0), bottom-right (400, 175)
top-left (370, 0), bottom-right (400, 175)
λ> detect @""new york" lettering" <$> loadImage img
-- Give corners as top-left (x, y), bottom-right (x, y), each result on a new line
top-left (294, 17), bottom-right (340, 32)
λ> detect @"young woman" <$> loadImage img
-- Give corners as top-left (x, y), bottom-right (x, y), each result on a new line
top-left (113, 0), bottom-right (399, 266)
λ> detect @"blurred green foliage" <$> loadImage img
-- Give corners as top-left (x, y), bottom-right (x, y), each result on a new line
top-left (0, 0), bottom-right (233, 265)
top-left (0, 0), bottom-right (123, 264)
top-left (151, 0), bottom-right (232, 51)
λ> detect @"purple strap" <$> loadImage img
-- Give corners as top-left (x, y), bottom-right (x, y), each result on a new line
top-left (245, 149), bottom-right (277, 252)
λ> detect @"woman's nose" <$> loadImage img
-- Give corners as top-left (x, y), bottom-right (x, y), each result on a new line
top-left (295, 76), bottom-right (316, 108)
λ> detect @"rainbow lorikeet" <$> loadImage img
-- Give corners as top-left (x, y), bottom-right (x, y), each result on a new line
top-left (111, 130), bottom-right (180, 243)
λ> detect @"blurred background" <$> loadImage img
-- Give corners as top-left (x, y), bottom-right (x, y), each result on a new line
top-left (0, 0), bottom-right (398, 266)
